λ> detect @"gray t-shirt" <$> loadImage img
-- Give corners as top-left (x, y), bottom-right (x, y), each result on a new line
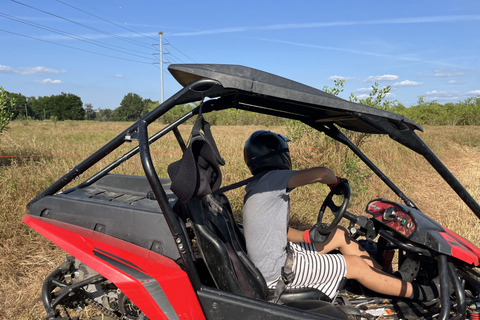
top-left (242, 170), bottom-right (296, 284)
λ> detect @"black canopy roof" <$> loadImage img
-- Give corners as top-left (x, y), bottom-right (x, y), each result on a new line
top-left (168, 64), bottom-right (422, 134)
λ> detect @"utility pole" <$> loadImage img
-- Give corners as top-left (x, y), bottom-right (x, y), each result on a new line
top-left (159, 31), bottom-right (164, 103)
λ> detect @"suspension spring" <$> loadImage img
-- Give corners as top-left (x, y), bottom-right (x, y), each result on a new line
top-left (471, 311), bottom-right (480, 320)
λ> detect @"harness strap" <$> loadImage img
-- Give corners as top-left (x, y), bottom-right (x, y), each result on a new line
top-left (214, 171), bottom-right (268, 195)
top-left (272, 243), bottom-right (295, 304)
top-left (212, 170), bottom-right (296, 303)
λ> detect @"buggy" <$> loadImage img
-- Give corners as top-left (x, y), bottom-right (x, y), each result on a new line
top-left (24, 64), bottom-right (480, 319)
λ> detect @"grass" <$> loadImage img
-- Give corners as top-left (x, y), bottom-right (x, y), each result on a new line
top-left (1, 120), bottom-right (480, 319)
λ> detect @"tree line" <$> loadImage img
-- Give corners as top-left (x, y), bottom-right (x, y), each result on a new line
top-left (1, 85), bottom-right (479, 130)
top-left (0, 89), bottom-right (162, 123)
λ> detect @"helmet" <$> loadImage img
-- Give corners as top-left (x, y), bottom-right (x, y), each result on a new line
top-left (244, 130), bottom-right (292, 175)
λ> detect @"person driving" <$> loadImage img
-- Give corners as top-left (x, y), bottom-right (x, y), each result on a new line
top-left (241, 130), bottom-right (438, 303)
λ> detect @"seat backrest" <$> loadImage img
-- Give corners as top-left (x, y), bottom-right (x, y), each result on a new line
top-left (186, 195), bottom-right (268, 299)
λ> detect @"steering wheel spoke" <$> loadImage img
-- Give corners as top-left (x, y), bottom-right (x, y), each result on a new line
top-left (314, 183), bottom-right (351, 237)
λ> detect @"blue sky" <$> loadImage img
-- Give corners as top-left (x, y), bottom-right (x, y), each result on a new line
top-left (1, 0), bottom-right (479, 110)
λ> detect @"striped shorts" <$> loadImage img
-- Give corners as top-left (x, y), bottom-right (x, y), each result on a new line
top-left (269, 242), bottom-right (347, 300)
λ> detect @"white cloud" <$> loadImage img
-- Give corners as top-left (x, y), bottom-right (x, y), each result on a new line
top-left (328, 75), bottom-right (355, 81)
top-left (115, 74), bottom-right (123, 78)
top-left (423, 89), bottom-right (479, 101)
top-left (449, 80), bottom-right (463, 84)
top-left (393, 80), bottom-right (423, 87)
top-left (0, 65), bottom-right (66, 75)
top-left (433, 67), bottom-right (464, 77)
top-left (355, 87), bottom-right (372, 93)
top-left (356, 94), bottom-right (370, 99)
top-left (425, 90), bottom-right (462, 101)
top-left (172, 15), bottom-right (480, 37)
top-left (426, 96), bottom-right (461, 101)
top-left (426, 90), bottom-right (448, 95)
top-left (36, 79), bottom-right (62, 85)
top-left (363, 75), bottom-right (398, 82)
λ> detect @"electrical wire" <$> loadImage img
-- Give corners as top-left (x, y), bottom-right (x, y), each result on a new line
top-left (55, 0), bottom-right (157, 42)
top-left (0, 27), bottom-right (154, 65)
top-left (167, 41), bottom-right (197, 63)
top-left (11, 0), bottom-right (153, 49)
top-left (0, 12), bottom-right (155, 61)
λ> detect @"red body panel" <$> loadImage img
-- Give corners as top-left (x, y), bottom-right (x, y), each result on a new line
top-left (23, 215), bottom-right (205, 320)
top-left (440, 228), bottom-right (480, 266)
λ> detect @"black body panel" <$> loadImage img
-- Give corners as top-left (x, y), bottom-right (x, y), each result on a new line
top-left (197, 286), bottom-right (348, 320)
top-left (27, 174), bottom-right (181, 260)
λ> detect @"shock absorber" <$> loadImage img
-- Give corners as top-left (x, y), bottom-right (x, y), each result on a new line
top-left (469, 302), bottom-right (480, 320)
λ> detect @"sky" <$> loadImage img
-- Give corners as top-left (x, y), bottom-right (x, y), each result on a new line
top-left (1, 0), bottom-right (479, 110)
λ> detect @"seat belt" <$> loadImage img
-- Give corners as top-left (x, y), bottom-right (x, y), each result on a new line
top-left (214, 171), bottom-right (297, 304)
top-left (271, 243), bottom-right (295, 304)
top-left (213, 171), bottom-right (267, 195)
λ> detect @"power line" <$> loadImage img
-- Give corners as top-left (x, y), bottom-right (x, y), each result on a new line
top-left (0, 27), bottom-right (154, 65)
top-left (0, 12), bottom-right (155, 61)
top-left (11, 0), bottom-right (153, 49)
top-left (167, 41), bottom-right (197, 63)
top-left (54, 0), bottom-right (157, 42)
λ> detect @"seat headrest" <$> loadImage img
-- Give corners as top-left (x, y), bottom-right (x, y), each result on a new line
top-left (168, 113), bottom-right (224, 203)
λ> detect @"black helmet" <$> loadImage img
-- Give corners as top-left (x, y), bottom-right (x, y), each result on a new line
top-left (244, 130), bottom-right (292, 175)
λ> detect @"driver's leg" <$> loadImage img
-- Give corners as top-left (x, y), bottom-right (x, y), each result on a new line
top-left (343, 255), bottom-right (438, 302)
top-left (314, 226), bottom-right (382, 270)
top-left (343, 255), bottom-right (412, 298)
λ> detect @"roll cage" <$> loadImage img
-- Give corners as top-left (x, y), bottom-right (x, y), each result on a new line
top-left (27, 63), bottom-right (480, 219)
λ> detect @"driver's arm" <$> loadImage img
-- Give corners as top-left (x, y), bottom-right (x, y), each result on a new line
top-left (287, 227), bottom-right (305, 242)
top-left (287, 167), bottom-right (337, 189)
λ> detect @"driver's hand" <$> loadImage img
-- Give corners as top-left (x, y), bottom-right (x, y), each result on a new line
top-left (303, 223), bottom-right (329, 243)
top-left (328, 177), bottom-right (349, 195)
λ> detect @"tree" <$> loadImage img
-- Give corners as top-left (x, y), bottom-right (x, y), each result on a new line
top-left (0, 87), bottom-right (14, 132)
top-left (111, 93), bottom-right (147, 121)
top-left (58, 93), bottom-right (85, 120)
top-left (5, 92), bottom-right (32, 120)
top-left (97, 108), bottom-right (113, 121)
top-left (144, 98), bottom-right (160, 113)
top-left (29, 93), bottom-right (84, 121)
top-left (85, 103), bottom-right (96, 120)
top-left (349, 82), bottom-right (392, 110)
top-left (31, 95), bottom-right (51, 120)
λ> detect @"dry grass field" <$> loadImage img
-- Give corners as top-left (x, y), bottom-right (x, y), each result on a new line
top-left (1, 120), bottom-right (480, 319)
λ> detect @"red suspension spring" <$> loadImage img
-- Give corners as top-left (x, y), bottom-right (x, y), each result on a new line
top-left (471, 311), bottom-right (480, 320)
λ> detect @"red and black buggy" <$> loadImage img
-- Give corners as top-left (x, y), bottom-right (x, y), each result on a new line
top-left (24, 64), bottom-right (480, 320)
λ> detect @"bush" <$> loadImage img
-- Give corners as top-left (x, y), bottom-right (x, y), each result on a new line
top-left (0, 87), bottom-right (14, 133)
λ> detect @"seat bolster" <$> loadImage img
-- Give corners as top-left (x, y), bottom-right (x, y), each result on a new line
top-left (283, 300), bottom-right (348, 319)
top-left (267, 288), bottom-right (328, 304)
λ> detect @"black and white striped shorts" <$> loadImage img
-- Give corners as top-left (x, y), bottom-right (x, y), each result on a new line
top-left (269, 242), bottom-right (347, 300)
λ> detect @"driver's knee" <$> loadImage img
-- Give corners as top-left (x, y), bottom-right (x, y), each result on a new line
top-left (343, 255), bottom-right (370, 280)
top-left (330, 226), bottom-right (352, 244)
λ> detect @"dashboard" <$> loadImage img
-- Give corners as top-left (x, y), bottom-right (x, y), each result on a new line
top-left (366, 199), bottom-right (416, 238)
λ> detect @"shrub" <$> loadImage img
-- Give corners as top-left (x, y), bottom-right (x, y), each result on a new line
top-left (0, 87), bottom-right (14, 133)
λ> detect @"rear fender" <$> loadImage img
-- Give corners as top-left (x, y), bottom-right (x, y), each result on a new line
top-left (23, 215), bottom-right (205, 320)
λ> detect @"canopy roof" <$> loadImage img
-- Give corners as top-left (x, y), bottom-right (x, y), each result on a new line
top-left (168, 64), bottom-right (422, 134)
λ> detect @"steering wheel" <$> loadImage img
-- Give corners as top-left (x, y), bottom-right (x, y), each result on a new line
top-left (309, 182), bottom-right (351, 243)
